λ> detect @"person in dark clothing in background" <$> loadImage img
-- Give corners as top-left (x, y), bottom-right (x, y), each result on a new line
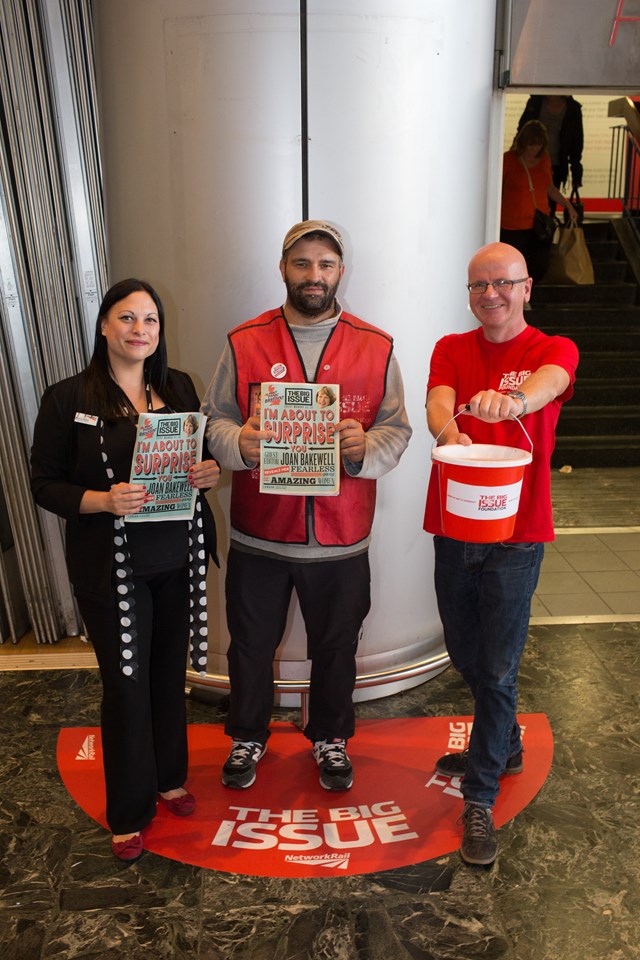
top-left (517, 95), bottom-right (584, 208)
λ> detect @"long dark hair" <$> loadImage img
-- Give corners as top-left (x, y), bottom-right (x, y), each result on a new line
top-left (84, 278), bottom-right (182, 419)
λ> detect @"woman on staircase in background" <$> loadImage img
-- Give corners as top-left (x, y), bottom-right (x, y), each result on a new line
top-left (30, 278), bottom-right (220, 862)
top-left (501, 120), bottom-right (578, 285)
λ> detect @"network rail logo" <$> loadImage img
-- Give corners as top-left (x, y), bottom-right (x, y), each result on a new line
top-left (284, 853), bottom-right (350, 870)
top-left (75, 735), bottom-right (96, 761)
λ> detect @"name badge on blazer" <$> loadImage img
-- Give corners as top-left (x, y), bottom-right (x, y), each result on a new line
top-left (74, 412), bottom-right (98, 426)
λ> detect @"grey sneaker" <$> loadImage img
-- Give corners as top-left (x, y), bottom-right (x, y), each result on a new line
top-left (459, 802), bottom-right (497, 865)
top-left (222, 740), bottom-right (266, 789)
top-left (312, 739), bottom-right (353, 791)
top-left (435, 748), bottom-right (523, 778)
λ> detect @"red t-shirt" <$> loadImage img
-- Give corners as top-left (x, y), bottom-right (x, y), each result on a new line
top-left (501, 150), bottom-right (553, 231)
top-left (423, 325), bottom-right (579, 542)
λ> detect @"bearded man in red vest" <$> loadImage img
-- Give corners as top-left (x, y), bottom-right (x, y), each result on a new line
top-left (202, 220), bottom-right (411, 792)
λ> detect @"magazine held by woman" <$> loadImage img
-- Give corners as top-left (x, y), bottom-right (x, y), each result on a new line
top-left (127, 411), bottom-right (205, 520)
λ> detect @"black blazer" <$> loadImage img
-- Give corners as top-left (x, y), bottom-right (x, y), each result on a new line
top-left (31, 368), bottom-right (218, 604)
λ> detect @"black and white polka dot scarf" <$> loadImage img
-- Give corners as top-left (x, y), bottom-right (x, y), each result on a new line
top-left (99, 382), bottom-right (208, 680)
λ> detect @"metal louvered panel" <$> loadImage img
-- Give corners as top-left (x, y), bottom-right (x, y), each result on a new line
top-left (0, 121), bottom-right (74, 644)
top-left (0, 0), bottom-right (107, 644)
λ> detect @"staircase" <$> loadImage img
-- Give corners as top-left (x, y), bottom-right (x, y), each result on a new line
top-left (529, 218), bottom-right (640, 467)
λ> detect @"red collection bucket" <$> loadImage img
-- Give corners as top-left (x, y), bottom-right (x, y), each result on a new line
top-left (431, 414), bottom-right (533, 543)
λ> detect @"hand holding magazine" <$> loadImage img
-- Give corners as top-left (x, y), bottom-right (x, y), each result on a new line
top-left (259, 382), bottom-right (340, 495)
top-left (126, 412), bottom-right (205, 521)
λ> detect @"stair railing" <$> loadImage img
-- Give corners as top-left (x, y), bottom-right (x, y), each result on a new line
top-left (609, 124), bottom-right (640, 244)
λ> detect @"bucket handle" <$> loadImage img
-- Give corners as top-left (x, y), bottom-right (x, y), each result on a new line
top-left (432, 407), bottom-right (534, 454)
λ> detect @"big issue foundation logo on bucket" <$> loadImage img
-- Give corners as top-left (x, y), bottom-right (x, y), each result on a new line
top-left (432, 442), bottom-right (532, 542)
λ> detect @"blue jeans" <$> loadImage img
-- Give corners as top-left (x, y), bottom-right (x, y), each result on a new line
top-left (434, 537), bottom-right (544, 808)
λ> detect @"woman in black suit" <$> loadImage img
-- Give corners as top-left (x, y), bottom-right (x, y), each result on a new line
top-left (31, 278), bottom-right (220, 861)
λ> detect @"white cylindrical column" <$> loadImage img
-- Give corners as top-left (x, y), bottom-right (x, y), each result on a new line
top-left (299, 1), bottom-right (499, 692)
top-left (93, 0), bottom-right (499, 698)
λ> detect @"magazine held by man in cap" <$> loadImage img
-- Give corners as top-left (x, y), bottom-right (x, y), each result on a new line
top-left (126, 411), bottom-right (205, 521)
top-left (259, 381), bottom-right (340, 495)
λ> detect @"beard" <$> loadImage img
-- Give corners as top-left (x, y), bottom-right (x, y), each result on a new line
top-left (284, 277), bottom-right (339, 318)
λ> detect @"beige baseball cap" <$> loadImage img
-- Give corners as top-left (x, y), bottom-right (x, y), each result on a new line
top-left (282, 220), bottom-right (345, 257)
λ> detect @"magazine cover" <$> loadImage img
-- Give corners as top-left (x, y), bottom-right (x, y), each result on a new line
top-left (126, 411), bottom-right (205, 521)
top-left (259, 381), bottom-right (340, 495)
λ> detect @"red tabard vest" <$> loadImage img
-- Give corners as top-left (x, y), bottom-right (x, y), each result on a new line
top-left (229, 309), bottom-right (393, 545)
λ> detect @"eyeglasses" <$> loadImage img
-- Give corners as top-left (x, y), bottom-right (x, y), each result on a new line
top-left (466, 278), bottom-right (529, 294)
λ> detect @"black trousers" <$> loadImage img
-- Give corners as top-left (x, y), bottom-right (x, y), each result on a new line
top-left (225, 547), bottom-right (371, 745)
top-left (77, 566), bottom-right (190, 834)
top-left (500, 227), bottom-right (550, 285)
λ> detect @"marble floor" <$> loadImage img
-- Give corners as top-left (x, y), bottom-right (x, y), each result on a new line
top-left (532, 467), bottom-right (640, 622)
top-left (1, 468), bottom-right (639, 959)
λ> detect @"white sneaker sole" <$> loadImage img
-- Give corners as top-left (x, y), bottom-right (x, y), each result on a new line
top-left (319, 773), bottom-right (354, 791)
top-left (221, 744), bottom-right (267, 789)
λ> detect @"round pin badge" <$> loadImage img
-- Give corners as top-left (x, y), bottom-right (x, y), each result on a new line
top-left (271, 363), bottom-right (287, 379)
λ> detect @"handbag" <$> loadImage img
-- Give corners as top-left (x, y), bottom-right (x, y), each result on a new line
top-left (521, 157), bottom-right (559, 244)
top-left (541, 221), bottom-right (594, 284)
top-left (533, 208), bottom-right (558, 244)
top-left (564, 188), bottom-right (585, 226)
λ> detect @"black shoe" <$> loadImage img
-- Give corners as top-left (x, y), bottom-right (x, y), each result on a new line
top-left (312, 739), bottom-right (353, 791)
top-left (222, 740), bottom-right (266, 789)
top-left (459, 803), bottom-right (497, 865)
top-left (435, 748), bottom-right (523, 778)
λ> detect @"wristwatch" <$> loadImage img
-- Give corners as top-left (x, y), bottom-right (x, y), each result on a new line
top-left (506, 390), bottom-right (527, 417)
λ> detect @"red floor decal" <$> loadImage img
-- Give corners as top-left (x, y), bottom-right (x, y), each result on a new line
top-left (57, 716), bottom-right (553, 877)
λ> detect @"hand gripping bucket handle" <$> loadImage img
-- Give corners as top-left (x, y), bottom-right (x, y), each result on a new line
top-left (431, 410), bottom-right (534, 543)
top-left (432, 408), bottom-right (534, 453)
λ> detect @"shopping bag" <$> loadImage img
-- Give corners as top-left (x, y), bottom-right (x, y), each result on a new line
top-left (541, 221), bottom-right (594, 284)
top-left (563, 188), bottom-right (585, 226)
